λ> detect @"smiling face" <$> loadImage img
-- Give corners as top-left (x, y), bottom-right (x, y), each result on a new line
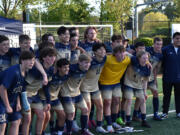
top-left (0, 40), bottom-right (9, 54)
top-left (87, 28), bottom-right (97, 42)
top-left (114, 51), bottom-right (125, 62)
top-left (79, 60), bottom-right (91, 71)
top-left (20, 40), bottom-right (31, 51)
top-left (22, 58), bottom-right (35, 71)
top-left (43, 55), bottom-right (56, 67)
top-left (153, 40), bottom-right (163, 53)
top-left (58, 64), bottom-right (69, 76)
top-left (70, 36), bottom-right (79, 48)
top-left (138, 53), bottom-right (149, 66)
top-left (94, 46), bottom-right (106, 59)
top-left (58, 30), bottom-right (70, 44)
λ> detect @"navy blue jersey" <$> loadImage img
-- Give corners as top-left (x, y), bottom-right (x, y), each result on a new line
top-left (55, 42), bottom-right (71, 61)
top-left (162, 44), bottom-right (180, 83)
top-left (80, 41), bottom-right (97, 56)
top-left (43, 72), bottom-right (69, 103)
top-left (0, 64), bottom-right (26, 107)
top-left (61, 64), bottom-right (87, 97)
top-left (0, 52), bottom-right (12, 72)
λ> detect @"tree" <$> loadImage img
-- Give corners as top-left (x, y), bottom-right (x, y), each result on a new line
top-left (0, 0), bottom-right (40, 19)
top-left (100, 0), bottom-right (133, 35)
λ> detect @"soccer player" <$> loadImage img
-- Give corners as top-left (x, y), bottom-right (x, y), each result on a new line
top-left (70, 34), bottom-right (85, 64)
top-left (146, 37), bottom-right (163, 120)
top-left (55, 26), bottom-right (71, 61)
top-left (0, 35), bottom-right (11, 72)
top-left (39, 58), bottom-right (70, 135)
top-left (0, 50), bottom-right (35, 135)
top-left (42, 33), bottom-right (55, 45)
top-left (81, 27), bottom-right (101, 56)
top-left (22, 47), bottom-right (57, 135)
top-left (105, 34), bottom-right (123, 54)
top-left (161, 32), bottom-right (180, 119)
top-left (123, 51), bottom-right (151, 128)
top-left (99, 46), bottom-right (131, 132)
top-left (61, 54), bottom-right (94, 135)
top-left (80, 43), bottom-right (107, 133)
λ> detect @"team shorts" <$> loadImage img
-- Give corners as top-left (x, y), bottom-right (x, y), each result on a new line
top-left (81, 90), bottom-right (101, 103)
top-left (62, 94), bottom-right (87, 113)
top-left (124, 85), bottom-right (144, 99)
top-left (99, 83), bottom-right (122, 99)
top-left (148, 80), bottom-right (158, 91)
top-left (28, 94), bottom-right (44, 110)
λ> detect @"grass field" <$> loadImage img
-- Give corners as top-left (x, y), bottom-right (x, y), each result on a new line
top-left (32, 78), bottom-right (180, 135)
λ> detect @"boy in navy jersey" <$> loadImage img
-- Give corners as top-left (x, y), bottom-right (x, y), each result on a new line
top-left (0, 51), bottom-right (35, 135)
top-left (0, 35), bottom-right (11, 72)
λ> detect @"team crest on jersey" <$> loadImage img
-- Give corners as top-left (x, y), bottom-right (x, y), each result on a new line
top-left (0, 114), bottom-right (6, 123)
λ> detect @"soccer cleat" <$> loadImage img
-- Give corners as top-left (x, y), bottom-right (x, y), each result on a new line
top-left (96, 126), bottom-right (108, 134)
top-left (141, 120), bottom-right (151, 128)
top-left (57, 131), bottom-right (63, 135)
top-left (81, 129), bottom-right (94, 135)
top-left (106, 125), bottom-right (115, 133)
top-left (112, 122), bottom-right (121, 130)
top-left (72, 120), bottom-right (81, 132)
top-left (177, 113), bottom-right (180, 118)
top-left (153, 115), bottom-right (162, 121)
top-left (132, 116), bottom-right (141, 122)
top-left (116, 117), bottom-right (125, 125)
top-left (160, 113), bottom-right (168, 119)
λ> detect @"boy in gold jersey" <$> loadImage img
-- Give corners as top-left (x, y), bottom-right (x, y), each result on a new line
top-left (124, 51), bottom-right (151, 128)
top-left (60, 54), bottom-right (94, 135)
top-left (99, 46), bottom-right (131, 132)
top-left (80, 43), bottom-right (107, 133)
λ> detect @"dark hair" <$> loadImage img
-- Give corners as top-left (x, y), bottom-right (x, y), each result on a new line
top-left (38, 42), bottom-right (54, 51)
top-left (19, 50), bottom-right (35, 64)
top-left (154, 37), bottom-right (163, 44)
top-left (42, 33), bottom-right (54, 43)
top-left (69, 27), bottom-right (79, 35)
top-left (57, 26), bottom-right (69, 36)
top-left (173, 32), bottom-right (180, 39)
top-left (0, 35), bottom-right (9, 44)
top-left (84, 27), bottom-right (97, 40)
top-left (111, 34), bottom-right (122, 42)
top-left (57, 58), bottom-right (70, 68)
top-left (39, 47), bottom-right (57, 62)
top-left (70, 33), bottom-right (78, 40)
top-left (19, 34), bottom-right (31, 44)
top-left (134, 42), bottom-right (145, 48)
top-left (92, 42), bottom-right (106, 52)
top-left (113, 45), bottom-right (125, 55)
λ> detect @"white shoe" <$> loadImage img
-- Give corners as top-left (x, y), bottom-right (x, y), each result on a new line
top-left (58, 131), bottom-right (63, 135)
top-left (72, 120), bottom-right (81, 132)
top-left (96, 126), bottom-right (108, 134)
top-left (112, 122), bottom-right (121, 130)
top-left (106, 125), bottom-right (115, 133)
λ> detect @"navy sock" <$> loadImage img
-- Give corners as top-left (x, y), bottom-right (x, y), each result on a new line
top-left (126, 115), bottom-right (131, 122)
top-left (141, 114), bottom-right (146, 121)
top-left (121, 110), bottom-right (125, 121)
top-left (66, 119), bottom-right (73, 133)
top-left (96, 121), bottom-right (102, 126)
top-left (133, 110), bottom-right (138, 117)
top-left (81, 115), bottom-right (88, 130)
top-left (104, 115), bottom-right (112, 125)
top-left (111, 113), bottom-right (118, 123)
top-left (89, 104), bottom-right (95, 120)
top-left (153, 97), bottom-right (159, 116)
top-left (55, 125), bottom-right (64, 132)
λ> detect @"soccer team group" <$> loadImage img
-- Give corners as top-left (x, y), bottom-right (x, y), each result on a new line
top-left (0, 26), bottom-right (180, 135)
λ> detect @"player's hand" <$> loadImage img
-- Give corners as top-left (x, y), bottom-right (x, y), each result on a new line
top-left (44, 104), bottom-right (51, 112)
top-left (146, 62), bottom-right (152, 69)
top-left (43, 74), bottom-right (48, 85)
top-left (144, 93), bottom-right (148, 101)
top-left (6, 106), bottom-right (13, 113)
top-left (16, 104), bottom-right (21, 111)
